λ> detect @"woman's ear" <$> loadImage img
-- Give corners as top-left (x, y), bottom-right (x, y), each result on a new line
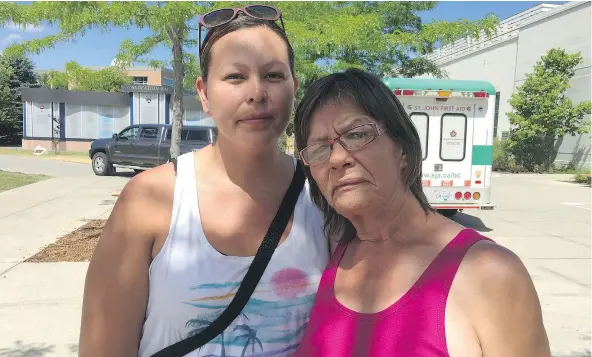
top-left (196, 77), bottom-right (209, 113)
top-left (400, 148), bottom-right (408, 169)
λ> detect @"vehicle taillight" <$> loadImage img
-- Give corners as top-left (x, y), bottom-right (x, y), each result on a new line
top-left (473, 192), bottom-right (481, 200)
top-left (394, 89), bottom-right (401, 95)
top-left (455, 192), bottom-right (462, 200)
top-left (464, 192), bottom-right (471, 200)
top-left (402, 90), bottom-right (414, 96)
top-left (474, 91), bottom-right (489, 98)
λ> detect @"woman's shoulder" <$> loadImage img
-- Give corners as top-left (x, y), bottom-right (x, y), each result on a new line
top-left (112, 163), bottom-right (176, 239)
top-left (455, 235), bottom-right (543, 324)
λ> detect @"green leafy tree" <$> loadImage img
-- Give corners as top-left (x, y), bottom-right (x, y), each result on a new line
top-left (0, 53), bottom-right (39, 144)
top-left (274, 1), bottom-right (497, 134)
top-left (507, 48), bottom-right (592, 171)
top-left (42, 61), bottom-right (132, 91)
top-left (386, 57), bottom-right (448, 79)
top-left (0, 62), bottom-right (17, 144)
top-left (0, 1), bottom-right (498, 152)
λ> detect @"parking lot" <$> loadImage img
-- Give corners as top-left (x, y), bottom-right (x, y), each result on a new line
top-left (0, 155), bottom-right (590, 356)
top-left (453, 172), bottom-right (591, 356)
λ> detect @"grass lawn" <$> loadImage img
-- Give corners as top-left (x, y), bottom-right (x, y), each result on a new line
top-left (0, 170), bottom-right (51, 192)
top-left (0, 147), bottom-right (91, 164)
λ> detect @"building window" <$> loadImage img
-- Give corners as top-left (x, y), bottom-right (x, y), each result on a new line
top-left (132, 76), bottom-right (148, 84)
top-left (494, 91), bottom-right (500, 138)
top-left (163, 77), bottom-right (175, 88)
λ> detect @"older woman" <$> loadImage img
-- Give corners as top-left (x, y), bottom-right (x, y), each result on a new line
top-left (292, 68), bottom-right (551, 357)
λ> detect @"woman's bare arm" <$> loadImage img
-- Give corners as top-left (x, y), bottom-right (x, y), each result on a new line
top-left (79, 168), bottom-right (173, 356)
top-left (464, 242), bottom-right (551, 357)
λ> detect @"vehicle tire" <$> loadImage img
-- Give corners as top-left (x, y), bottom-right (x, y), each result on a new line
top-left (92, 152), bottom-right (113, 176)
top-left (133, 169), bottom-right (144, 174)
top-left (438, 209), bottom-right (458, 218)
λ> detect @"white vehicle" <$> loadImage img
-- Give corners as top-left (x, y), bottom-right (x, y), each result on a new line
top-left (383, 78), bottom-right (496, 217)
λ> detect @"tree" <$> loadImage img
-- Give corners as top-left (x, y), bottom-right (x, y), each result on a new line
top-left (507, 48), bottom-right (592, 171)
top-left (0, 62), bottom-right (17, 144)
top-left (0, 1), bottom-right (498, 154)
top-left (386, 57), bottom-right (448, 79)
top-left (275, 1), bottom-right (496, 134)
top-left (0, 1), bottom-right (203, 158)
top-left (42, 61), bottom-right (132, 92)
top-left (0, 53), bottom-right (39, 144)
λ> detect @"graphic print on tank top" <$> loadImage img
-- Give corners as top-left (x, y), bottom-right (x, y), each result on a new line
top-left (183, 267), bottom-right (319, 357)
top-left (137, 152), bottom-right (329, 357)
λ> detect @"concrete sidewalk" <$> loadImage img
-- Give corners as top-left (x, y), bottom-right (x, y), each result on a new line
top-left (0, 159), bottom-right (130, 356)
top-left (0, 175), bottom-right (129, 274)
top-left (0, 263), bottom-right (88, 357)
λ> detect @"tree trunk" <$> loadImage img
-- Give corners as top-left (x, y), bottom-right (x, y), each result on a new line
top-left (169, 25), bottom-right (185, 159)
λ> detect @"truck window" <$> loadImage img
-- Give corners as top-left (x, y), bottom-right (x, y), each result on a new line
top-left (165, 129), bottom-right (188, 141)
top-left (409, 112), bottom-right (429, 160)
top-left (118, 127), bottom-right (139, 140)
top-left (440, 114), bottom-right (467, 161)
top-left (140, 127), bottom-right (159, 140)
top-left (186, 129), bottom-right (209, 142)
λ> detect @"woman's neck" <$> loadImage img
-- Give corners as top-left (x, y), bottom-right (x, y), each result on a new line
top-left (209, 135), bottom-right (291, 191)
top-left (352, 191), bottom-right (431, 244)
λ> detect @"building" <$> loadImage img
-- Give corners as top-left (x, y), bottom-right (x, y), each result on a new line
top-left (21, 84), bottom-right (211, 152)
top-left (422, 1), bottom-right (591, 168)
top-left (36, 64), bottom-right (176, 88)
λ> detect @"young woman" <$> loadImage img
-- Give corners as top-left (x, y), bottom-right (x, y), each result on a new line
top-left (292, 68), bottom-right (551, 357)
top-left (78, 5), bottom-right (329, 357)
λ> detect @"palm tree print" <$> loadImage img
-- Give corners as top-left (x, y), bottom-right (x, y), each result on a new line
top-left (186, 317), bottom-right (226, 356)
top-left (185, 312), bottom-right (252, 357)
top-left (233, 324), bottom-right (263, 357)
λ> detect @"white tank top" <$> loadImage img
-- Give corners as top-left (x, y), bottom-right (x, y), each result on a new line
top-left (138, 152), bottom-right (329, 357)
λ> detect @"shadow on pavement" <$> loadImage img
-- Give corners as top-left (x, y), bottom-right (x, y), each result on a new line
top-left (451, 212), bottom-right (493, 233)
top-left (553, 350), bottom-right (591, 357)
top-left (0, 341), bottom-right (54, 357)
top-left (558, 179), bottom-right (592, 188)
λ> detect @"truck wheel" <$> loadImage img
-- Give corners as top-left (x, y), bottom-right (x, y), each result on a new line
top-left (438, 209), bottom-right (458, 218)
top-left (92, 152), bottom-right (113, 176)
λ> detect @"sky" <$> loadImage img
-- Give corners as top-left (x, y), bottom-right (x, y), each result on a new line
top-left (0, 1), bottom-right (568, 71)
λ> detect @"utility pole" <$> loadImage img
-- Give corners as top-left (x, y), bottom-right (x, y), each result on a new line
top-left (51, 102), bottom-right (60, 154)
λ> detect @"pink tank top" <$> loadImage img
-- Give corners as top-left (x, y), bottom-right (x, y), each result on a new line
top-left (294, 228), bottom-right (493, 357)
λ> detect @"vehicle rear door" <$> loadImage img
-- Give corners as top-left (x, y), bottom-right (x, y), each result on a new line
top-left (134, 126), bottom-right (161, 167)
top-left (399, 96), bottom-right (475, 205)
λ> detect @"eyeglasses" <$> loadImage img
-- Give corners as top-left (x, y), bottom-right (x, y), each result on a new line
top-left (198, 5), bottom-right (285, 55)
top-left (299, 123), bottom-right (386, 166)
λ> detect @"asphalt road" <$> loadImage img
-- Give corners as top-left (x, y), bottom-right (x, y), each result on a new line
top-left (0, 154), bottom-right (134, 177)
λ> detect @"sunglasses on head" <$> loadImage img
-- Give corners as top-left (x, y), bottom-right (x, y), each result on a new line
top-left (198, 5), bottom-right (285, 55)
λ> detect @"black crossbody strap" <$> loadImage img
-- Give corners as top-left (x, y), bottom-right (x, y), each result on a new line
top-left (151, 163), bottom-right (306, 357)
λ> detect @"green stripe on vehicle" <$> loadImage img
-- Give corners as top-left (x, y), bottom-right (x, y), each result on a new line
top-left (472, 145), bottom-right (493, 165)
top-left (382, 78), bottom-right (496, 95)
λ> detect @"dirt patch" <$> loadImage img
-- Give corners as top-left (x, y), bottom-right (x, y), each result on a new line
top-left (26, 220), bottom-right (106, 262)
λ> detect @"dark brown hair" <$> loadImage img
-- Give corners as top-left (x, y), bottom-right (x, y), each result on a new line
top-left (294, 68), bottom-right (434, 243)
top-left (199, 14), bottom-right (295, 82)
